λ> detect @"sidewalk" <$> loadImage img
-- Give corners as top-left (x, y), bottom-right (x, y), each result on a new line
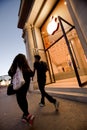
top-left (0, 88), bottom-right (87, 130)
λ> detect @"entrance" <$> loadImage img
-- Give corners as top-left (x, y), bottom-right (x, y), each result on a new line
top-left (42, 17), bottom-right (87, 86)
top-left (40, 0), bottom-right (87, 86)
top-left (44, 16), bottom-right (81, 86)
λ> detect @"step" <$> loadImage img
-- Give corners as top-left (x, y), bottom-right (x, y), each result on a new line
top-left (34, 88), bottom-right (87, 103)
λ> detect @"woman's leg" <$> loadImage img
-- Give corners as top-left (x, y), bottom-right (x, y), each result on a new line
top-left (16, 90), bottom-right (29, 116)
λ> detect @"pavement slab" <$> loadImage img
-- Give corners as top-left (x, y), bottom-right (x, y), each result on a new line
top-left (0, 88), bottom-right (87, 130)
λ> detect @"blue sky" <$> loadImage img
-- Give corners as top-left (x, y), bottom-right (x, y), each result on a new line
top-left (0, 0), bottom-right (26, 76)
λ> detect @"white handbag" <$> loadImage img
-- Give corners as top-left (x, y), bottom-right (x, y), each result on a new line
top-left (12, 67), bottom-right (25, 90)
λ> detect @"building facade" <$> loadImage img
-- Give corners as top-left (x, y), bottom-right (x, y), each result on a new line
top-left (18, 0), bottom-right (87, 87)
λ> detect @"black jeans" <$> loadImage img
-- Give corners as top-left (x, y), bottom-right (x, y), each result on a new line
top-left (16, 83), bottom-right (29, 116)
top-left (38, 79), bottom-right (56, 104)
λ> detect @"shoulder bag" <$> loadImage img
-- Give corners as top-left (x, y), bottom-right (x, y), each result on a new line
top-left (12, 67), bottom-right (25, 90)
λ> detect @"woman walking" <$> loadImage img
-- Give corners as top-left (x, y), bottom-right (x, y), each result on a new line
top-left (8, 53), bottom-right (35, 126)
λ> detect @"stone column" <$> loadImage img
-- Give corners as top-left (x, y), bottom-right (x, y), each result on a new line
top-left (23, 24), bottom-right (38, 89)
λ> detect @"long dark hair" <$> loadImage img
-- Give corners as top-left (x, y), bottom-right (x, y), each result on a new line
top-left (8, 53), bottom-right (31, 77)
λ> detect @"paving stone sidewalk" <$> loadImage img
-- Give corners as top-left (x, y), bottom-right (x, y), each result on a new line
top-left (0, 88), bottom-right (87, 130)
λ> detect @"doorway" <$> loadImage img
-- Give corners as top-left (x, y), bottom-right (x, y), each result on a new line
top-left (40, 0), bottom-right (87, 86)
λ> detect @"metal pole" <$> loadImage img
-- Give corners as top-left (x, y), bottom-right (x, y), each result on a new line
top-left (47, 50), bottom-right (55, 83)
top-left (58, 16), bottom-right (82, 87)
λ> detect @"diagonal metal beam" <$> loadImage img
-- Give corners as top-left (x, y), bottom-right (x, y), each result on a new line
top-left (58, 16), bottom-right (82, 87)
